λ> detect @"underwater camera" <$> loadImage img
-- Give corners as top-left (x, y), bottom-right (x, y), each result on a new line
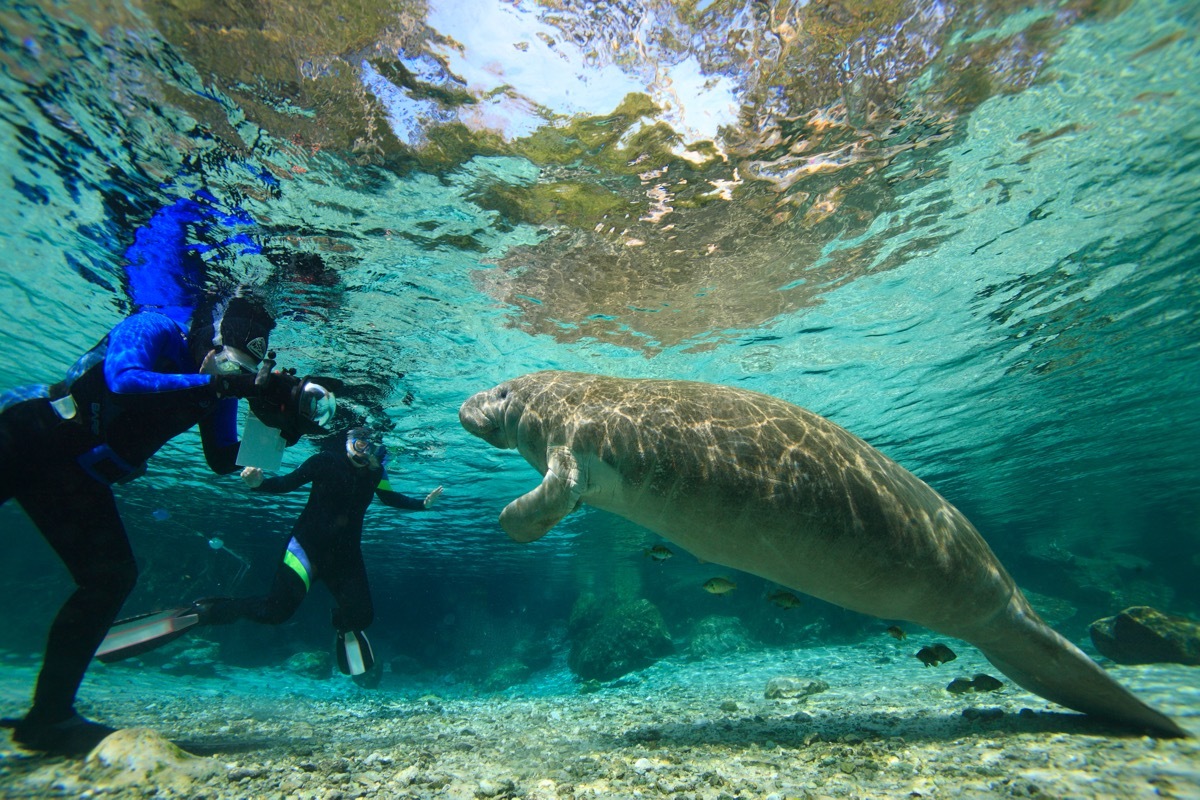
top-left (247, 351), bottom-right (341, 443)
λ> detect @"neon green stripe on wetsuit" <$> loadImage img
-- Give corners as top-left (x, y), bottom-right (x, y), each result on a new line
top-left (283, 538), bottom-right (312, 591)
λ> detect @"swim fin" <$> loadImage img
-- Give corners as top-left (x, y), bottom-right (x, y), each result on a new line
top-left (335, 630), bottom-right (374, 676)
top-left (95, 608), bottom-right (199, 663)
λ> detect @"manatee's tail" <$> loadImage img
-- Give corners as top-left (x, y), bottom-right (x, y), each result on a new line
top-left (967, 598), bottom-right (1189, 738)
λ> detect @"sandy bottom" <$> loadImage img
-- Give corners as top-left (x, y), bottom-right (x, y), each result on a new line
top-left (1, 639), bottom-right (1197, 799)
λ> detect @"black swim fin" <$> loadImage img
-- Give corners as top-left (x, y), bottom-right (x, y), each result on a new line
top-left (335, 630), bottom-right (374, 676)
top-left (95, 608), bottom-right (199, 663)
top-left (4, 712), bottom-right (117, 756)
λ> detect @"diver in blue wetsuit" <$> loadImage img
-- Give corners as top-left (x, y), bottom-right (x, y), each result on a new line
top-left (0, 293), bottom-right (331, 756)
top-left (194, 427), bottom-right (442, 677)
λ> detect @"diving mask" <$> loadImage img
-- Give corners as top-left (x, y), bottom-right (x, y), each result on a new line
top-left (345, 427), bottom-right (373, 465)
top-left (300, 382), bottom-right (336, 429)
top-left (200, 345), bottom-right (259, 376)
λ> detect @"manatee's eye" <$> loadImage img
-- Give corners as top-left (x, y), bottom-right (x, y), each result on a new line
top-left (497, 387), bottom-right (509, 400)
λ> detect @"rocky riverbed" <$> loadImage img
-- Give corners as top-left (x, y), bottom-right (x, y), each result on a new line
top-left (1, 640), bottom-right (1196, 799)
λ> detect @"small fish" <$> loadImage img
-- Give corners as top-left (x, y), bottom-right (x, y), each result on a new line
top-left (644, 545), bottom-right (674, 562)
top-left (916, 647), bottom-right (939, 667)
top-left (946, 677), bottom-right (975, 694)
top-left (970, 673), bottom-right (1003, 692)
top-left (768, 590), bottom-right (802, 609)
top-left (915, 643), bottom-right (958, 667)
top-left (703, 577), bottom-right (737, 595)
top-left (932, 643), bottom-right (957, 663)
top-left (945, 673), bottom-right (1004, 694)
top-left (886, 625), bottom-right (907, 641)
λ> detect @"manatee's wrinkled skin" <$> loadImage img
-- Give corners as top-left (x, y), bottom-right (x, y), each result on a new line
top-left (460, 371), bottom-right (1187, 737)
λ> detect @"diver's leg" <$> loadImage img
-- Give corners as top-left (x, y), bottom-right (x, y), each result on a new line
top-left (12, 467), bottom-right (136, 754)
top-left (326, 550), bottom-right (373, 633)
top-left (326, 551), bottom-right (375, 675)
top-left (198, 537), bottom-right (308, 625)
top-left (0, 398), bottom-right (54, 506)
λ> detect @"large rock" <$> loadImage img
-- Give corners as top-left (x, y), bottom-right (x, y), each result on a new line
top-left (1089, 606), bottom-right (1200, 665)
top-left (567, 597), bottom-right (672, 681)
top-left (481, 659), bottom-right (532, 692)
top-left (687, 615), bottom-right (754, 660)
top-left (764, 676), bottom-right (829, 700)
top-left (83, 728), bottom-right (222, 792)
top-left (285, 649), bottom-right (333, 679)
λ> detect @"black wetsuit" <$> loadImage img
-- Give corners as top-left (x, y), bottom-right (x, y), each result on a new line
top-left (205, 450), bottom-right (425, 632)
top-left (0, 312), bottom-right (239, 727)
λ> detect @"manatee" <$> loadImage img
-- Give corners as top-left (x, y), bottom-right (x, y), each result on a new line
top-left (459, 370), bottom-right (1187, 737)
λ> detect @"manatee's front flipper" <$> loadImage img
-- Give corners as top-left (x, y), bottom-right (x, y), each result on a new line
top-left (500, 447), bottom-right (581, 543)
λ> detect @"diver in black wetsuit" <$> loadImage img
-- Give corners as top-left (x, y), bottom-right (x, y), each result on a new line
top-left (0, 294), bottom-right (331, 756)
top-left (195, 427), bottom-right (442, 675)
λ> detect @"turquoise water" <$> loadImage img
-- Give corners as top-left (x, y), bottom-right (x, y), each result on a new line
top-left (0, 0), bottom-right (1197, 712)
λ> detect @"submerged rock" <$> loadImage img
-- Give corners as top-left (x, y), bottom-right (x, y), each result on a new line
top-left (285, 650), bottom-right (334, 679)
top-left (478, 776), bottom-right (516, 796)
top-left (764, 676), bottom-right (829, 700)
top-left (83, 728), bottom-right (222, 792)
top-left (687, 615), bottom-right (754, 660)
top-left (1089, 606), bottom-right (1200, 665)
top-left (482, 659), bottom-right (532, 692)
top-left (513, 634), bottom-right (555, 672)
top-left (567, 597), bottom-right (672, 681)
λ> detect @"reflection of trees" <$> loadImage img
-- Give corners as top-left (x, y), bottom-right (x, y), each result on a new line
top-left (12, 0), bottom-right (1117, 351)
top-left (67, 0), bottom-right (1102, 177)
top-left (477, 103), bottom-right (958, 349)
top-left (464, 0), bottom-right (1094, 348)
top-left (137, 0), bottom-right (432, 161)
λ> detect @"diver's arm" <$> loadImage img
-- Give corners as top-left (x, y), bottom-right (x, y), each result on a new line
top-left (374, 488), bottom-right (426, 510)
top-left (253, 453), bottom-right (322, 494)
top-left (104, 312), bottom-right (281, 401)
top-left (198, 398), bottom-right (241, 474)
top-left (103, 313), bottom-right (215, 396)
top-left (375, 467), bottom-right (442, 510)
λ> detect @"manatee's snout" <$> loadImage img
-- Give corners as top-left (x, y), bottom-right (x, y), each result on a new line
top-left (459, 386), bottom-right (514, 449)
top-left (458, 391), bottom-right (493, 437)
